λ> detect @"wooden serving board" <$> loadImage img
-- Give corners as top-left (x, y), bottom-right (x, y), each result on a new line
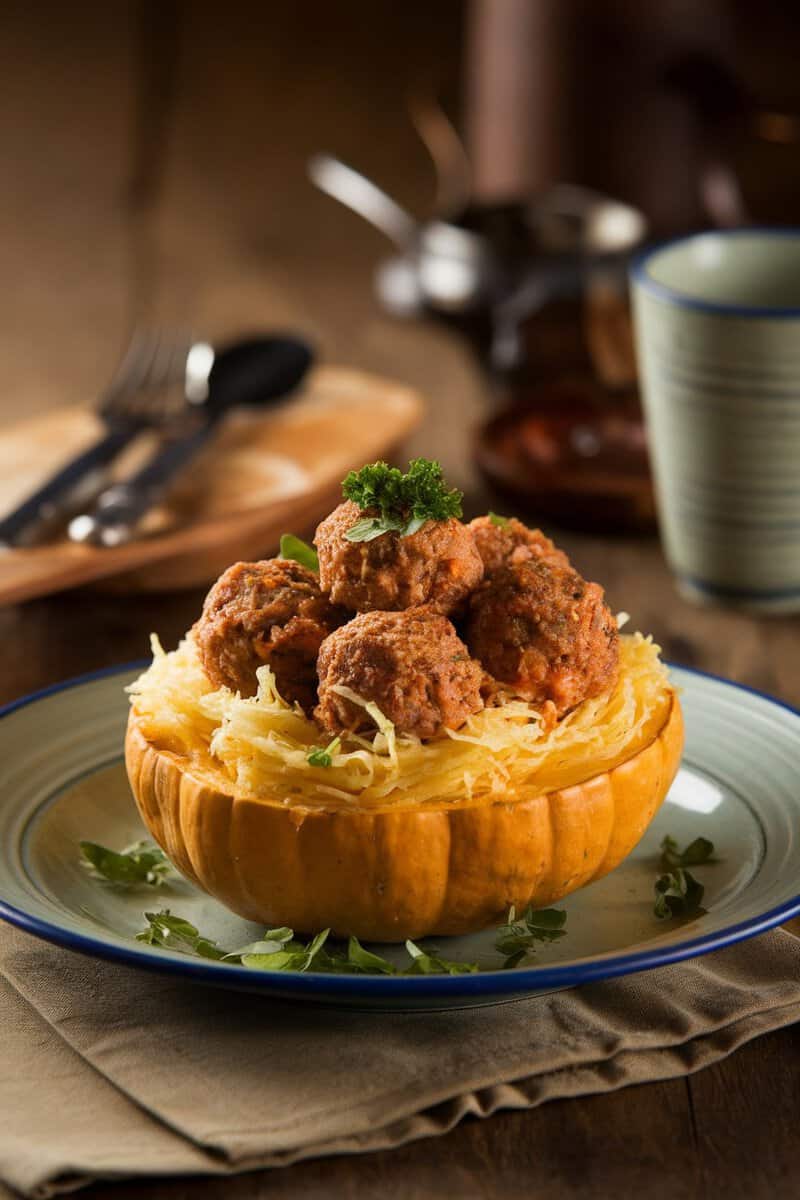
top-left (0, 366), bottom-right (423, 606)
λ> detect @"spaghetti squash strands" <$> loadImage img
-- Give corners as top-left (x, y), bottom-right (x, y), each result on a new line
top-left (128, 634), bottom-right (671, 811)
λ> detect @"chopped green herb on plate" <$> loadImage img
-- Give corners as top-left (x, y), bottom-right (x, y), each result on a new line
top-left (80, 840), bottom-right (173, 888)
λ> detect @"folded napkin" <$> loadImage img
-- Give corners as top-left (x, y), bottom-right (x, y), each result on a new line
top-left (2, 922), bottom-right (800, 1198)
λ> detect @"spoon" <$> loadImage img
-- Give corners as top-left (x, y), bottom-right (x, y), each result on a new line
top-left (68, 335), bottom-right (314, 548)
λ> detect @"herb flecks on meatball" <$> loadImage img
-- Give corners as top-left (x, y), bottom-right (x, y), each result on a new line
top-left (466, 559), bottom-right (619, 716)
top-left (316, 501), bottom-right (483, 614)
top-left (193, 559), bottom-right (345, 710)
top-left (469, 514), bottom-right (571, 575)
top-left (315, 609), bottom-right (484, 740)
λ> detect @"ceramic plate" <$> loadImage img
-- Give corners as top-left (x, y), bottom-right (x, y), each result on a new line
top-left (1, 663), bottom-right (799, 1009)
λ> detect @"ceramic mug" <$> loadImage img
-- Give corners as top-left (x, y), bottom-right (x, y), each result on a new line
top-left (631, 228), bottom-right (800, 613)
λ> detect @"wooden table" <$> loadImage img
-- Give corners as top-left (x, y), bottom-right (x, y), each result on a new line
top-left (1, 5), bottom-right (799, 1197)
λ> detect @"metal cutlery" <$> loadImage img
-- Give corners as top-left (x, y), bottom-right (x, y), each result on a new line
top-left (68, 335), bottom-right (314, 548)
top-left (0, 329), bottom-right (193, 547)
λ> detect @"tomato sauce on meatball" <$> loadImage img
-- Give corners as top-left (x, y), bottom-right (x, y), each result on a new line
top-left (468, 515), bottom-right (570, 575)
top-left (314, 500), bottom-right (483, 615)
top-left (193, 559), bottom-right (345, 710)
top-left (466, 559), bottom-right (619, 715)
top-left (315, 608), bottom-right (484, 739)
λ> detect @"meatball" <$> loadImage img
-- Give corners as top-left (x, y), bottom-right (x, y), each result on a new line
top-left (315, 500), bottom-right (483, 615)
top-left (468, 515), bottom-right (570, 575)
top-left (193, 559), bottom-right (345, 710)
top-left (315, 608), bottom-right (484, 740)
top-left (466, 559), bottom-right (619, 716)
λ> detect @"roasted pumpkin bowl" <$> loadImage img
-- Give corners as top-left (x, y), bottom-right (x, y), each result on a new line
top-left (125, 633), bottom-right (683, 942)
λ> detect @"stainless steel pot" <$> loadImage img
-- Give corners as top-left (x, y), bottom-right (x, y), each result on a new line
top-left (308, 153), bottom-right (647, 319)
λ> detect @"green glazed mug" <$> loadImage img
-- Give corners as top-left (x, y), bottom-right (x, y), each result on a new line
top-left (631, 229), bottom-right (800, 612)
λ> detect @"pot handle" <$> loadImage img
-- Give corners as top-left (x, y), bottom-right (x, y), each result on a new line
top-left (307, 153), bottom-right (418, 249)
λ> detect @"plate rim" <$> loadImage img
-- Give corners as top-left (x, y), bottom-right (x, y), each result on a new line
top-left (2, 661), bottom-right (800, 999)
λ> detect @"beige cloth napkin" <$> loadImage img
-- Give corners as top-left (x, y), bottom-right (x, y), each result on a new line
top-left (2, 922), bottom-right (800, 1199)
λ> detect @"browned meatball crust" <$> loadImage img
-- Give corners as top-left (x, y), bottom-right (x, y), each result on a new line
top-left (468, 515), bottom-right (570, 575)
top-left (315, 608), bottom-right (484, 739)
top-left (193, 559), bottom-right (345, 710)
top-left (466, 559), bottom-right (619, 716)
top-left (315, 500), bottom-right (483, 615)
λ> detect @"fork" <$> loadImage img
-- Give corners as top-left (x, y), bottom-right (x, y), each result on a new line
top-left (0, 328), bottom-right (192, 547)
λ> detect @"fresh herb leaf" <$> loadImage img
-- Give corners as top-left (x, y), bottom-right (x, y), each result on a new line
top-left (307, 737), bottom-right (341, 768)
top-left (136, 910), bottom-right (226, 959)
top-left (342, 459), bottom-right (463, 542)
top-left (241, 934), bottom-right (398, 975)
top-left (344, 515), bottom-right (405, 542)
top-left (344, 936), bottom-right (398, 975)
top-left (494, 905), bottom-right (567, 967)
top-left (654, 836), bottom-right (715, 918)
top-left (279, 533), bottom-right (319, 572)
top-left (80, 840), bottom-right (173, 888)
top-left (242, 928), bottom-right (332, 973)
top-left (488, 511), bottom-right (510, 527)
top-left (403, 940), bottom-right (478, 975)
top-left (132, 906), bottom-right (563, 975)
top-left (659, 834), bottom-right (716, 871)
top-left (222, 928), bottom-right (295, 960)
top-left (653, 869), bottom-right (706, 920)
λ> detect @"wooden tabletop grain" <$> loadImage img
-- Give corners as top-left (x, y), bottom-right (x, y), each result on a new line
top-left (1, 4), bottom-right (799, 1197)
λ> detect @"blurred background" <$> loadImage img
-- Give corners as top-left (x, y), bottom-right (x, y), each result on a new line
top-left (2, 0), bottom-right (800, 611)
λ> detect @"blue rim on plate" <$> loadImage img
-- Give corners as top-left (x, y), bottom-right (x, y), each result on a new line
top-left (1, 662), bottom-right (800, 1000)
top-left (630, 226), bottom-right (800, 320)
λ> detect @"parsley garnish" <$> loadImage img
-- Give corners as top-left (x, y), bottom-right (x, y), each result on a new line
top-left (279, 533), bottom-right (319, 572)
top-left (342, 458), bottom-right (462, 542)
top-left (223, 928), bottom-right (295, 959)
top-left (403, 940), bottom-right (478, 975)
top-left (241, 928), bottom-right (333, 973)
top-left (494, 906), bottom-right (567, 968)
top-left (307, 737), bottom-right (341, 768)
top-left (488, 511), bottom-right (510, 527)
top-left (80, 840), bottom-right (173, 888)
top-left (653, 869), bottom-right (706, 920)
top-left (134, 914), bottom-right (483, 974)
top-left (659, 834), bottom-right (716, 870)
top-left (136, 910), bottom-right (226, 959)
top-left (342, 936), bottom-right (398, 975)
top-left (653, 834), bottom-right (716, 919)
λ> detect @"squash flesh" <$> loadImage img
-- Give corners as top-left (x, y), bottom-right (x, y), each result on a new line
top-left (128, 633), bottom-right (673, 813)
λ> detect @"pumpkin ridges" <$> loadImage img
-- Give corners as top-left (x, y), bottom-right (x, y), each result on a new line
top-left (154, 754), bottom-right (195, 883)
top-left (180, 780), bottom-right (233, 895)
top-left (125, 693), bottom-right (683, 941)
top-left (440, 795), bottom-right (554, 933)
top-left (373, 809), bottom-right (451, 938)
